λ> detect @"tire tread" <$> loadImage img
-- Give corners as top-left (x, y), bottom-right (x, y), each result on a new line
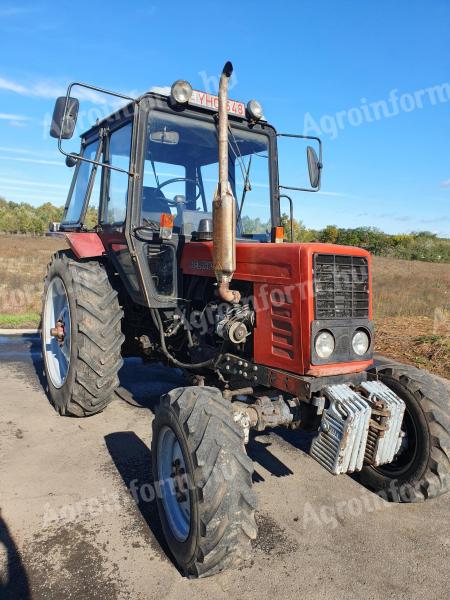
top-left (366, 364), bottom-right (450, 501)
top-left (42, 251), bottom-right (124, 417)
top-left (153, 386), bottom-right (257, 577)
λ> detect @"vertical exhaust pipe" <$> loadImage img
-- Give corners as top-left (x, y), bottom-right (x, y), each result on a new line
top-left (213, 61), bottom-right (241, 304)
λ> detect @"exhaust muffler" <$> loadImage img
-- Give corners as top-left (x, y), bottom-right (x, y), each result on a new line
top-left (213, 61), bottom-right (240, 304)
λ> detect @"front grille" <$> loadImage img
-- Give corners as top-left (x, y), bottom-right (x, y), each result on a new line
top-left (270, 290), bottom-right (295, 360)
top-left (314, 254), bottom-right (369, 319)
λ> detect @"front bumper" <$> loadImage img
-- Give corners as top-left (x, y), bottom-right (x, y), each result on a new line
top-left (216, 352), bottom-right (369, 401)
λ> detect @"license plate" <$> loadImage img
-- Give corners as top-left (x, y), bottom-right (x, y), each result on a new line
top-left (190, 90), bottom-right (246, 117)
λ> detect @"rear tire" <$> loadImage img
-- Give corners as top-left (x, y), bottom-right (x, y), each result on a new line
top-left (360, 365), bottom-right (450, 502)
top-left (152, 386), bottom-right (257, 577)
top-left (41, 251), bottom-right (124, 417)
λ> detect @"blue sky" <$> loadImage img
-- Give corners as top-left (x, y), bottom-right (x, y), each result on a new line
top-left (0, 0), bottom-right (449, 235)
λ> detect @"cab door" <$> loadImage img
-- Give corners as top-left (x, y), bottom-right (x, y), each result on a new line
top-left (98, 119), bottom-right (145, 304)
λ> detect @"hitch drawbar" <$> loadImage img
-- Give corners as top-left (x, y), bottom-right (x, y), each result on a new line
top-left (310, 381), bottom-right (406, 475)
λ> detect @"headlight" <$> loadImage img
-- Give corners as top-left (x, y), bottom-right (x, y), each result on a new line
top-left (170, 80), bottom-right (192, 104)
top-left (352, 329), bottom-right (370, 356)
top-left (315, 330), bottom-right (335, 359)
top-left (246, 99), bottom-right (263, 120)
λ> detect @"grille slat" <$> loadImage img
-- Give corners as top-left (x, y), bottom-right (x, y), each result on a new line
top-left (314, 254), bottom-right (369, 319)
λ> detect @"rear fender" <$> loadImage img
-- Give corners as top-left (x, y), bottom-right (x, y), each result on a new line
top-left (48, 232), bottom-right (105, 259)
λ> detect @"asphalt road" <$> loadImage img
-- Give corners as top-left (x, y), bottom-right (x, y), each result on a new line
top-left (0, 334), bottom-right (449, 600)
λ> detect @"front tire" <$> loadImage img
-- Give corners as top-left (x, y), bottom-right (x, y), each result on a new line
top-left (41, 251), bottom-right (124, 417)
top-left (360, 365), bottom-right (450, 502)
top-left (152, 386), bottom-right (257, 577)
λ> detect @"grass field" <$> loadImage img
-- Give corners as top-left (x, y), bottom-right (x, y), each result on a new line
top-left (0, 234), bottom-right (66, 328)
top-left (0, 234), bottom-right (448, 377)
top-left (372, 256), bottom-right (450, 377)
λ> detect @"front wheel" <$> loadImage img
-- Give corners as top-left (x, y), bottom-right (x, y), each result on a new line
top-left (152, 386), bottom-right (257, 577)
top-left (360, 365), bottom-right (450, 502)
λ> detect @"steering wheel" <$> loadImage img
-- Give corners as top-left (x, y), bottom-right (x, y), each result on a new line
top-left (156, 177), bottom-right (202, 206)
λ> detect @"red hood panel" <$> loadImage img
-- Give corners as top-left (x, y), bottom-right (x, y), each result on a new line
top-left (181, 241), bottom-right (373, 376)
top-left (181, 240), bottom-right (298, 284)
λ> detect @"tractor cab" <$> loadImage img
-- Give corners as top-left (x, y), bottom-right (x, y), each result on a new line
top-left (51, 76), bottom-right (321, 311)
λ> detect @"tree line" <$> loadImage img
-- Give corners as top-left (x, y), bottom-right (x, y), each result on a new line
top-left (0, 198), bottom-right (64, 235)
top-left (280, 218), bottom-right (450, 263)
top-left (0, 198), bottom-right (448, 263)
top-left (243, 214), bottom-right (450, 262)
top-left (0, 198), bottom-right (100, 234)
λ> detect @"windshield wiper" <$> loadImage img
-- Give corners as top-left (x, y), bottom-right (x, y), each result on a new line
top-left (238, 154), bottom-right (252, 221)
top-left (226, 126), bottom-right (253, 223)
top-left (147, 145), bottom-right (160, 188)
top-left (227, 126), bottom-right (248, 183)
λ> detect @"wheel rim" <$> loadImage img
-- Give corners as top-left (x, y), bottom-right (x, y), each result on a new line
top-left (157, 426), bottom-right (191, 542)
top-left (374, 406), bottom-right (418, 477)
top-left (43, 276), bottom-right (71, 389)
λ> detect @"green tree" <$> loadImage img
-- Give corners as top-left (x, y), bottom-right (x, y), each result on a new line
top-left (319, 225), bottom-right (339, 244)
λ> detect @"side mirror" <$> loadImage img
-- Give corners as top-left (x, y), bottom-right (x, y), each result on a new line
top-left (50, 96), bottom-right (79, 139)
top-left (307, 146), bottom-right (322, 189)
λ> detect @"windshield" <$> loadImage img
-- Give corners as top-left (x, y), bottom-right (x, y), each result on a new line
top-left (142, 111), bottom-right (272, 238)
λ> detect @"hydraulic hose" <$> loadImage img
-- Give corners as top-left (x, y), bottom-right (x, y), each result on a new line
top-left (150, 308), bottom-right (214, 370)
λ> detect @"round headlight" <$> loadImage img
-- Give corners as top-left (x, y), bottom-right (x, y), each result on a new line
top-left (315, 330), bottom-right (335, 359)
top-left (170, 80), bottom-right (193, 104)
top-left (246, 99), bottom-right (263, 121)
top-left (352, 329), bottom-right (370, 356)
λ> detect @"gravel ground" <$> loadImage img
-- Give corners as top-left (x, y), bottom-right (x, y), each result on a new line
top-left (0, 334), bottom-right (449, 600)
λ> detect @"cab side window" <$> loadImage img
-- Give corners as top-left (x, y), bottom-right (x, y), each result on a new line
top-left (63, 139), bottom-right (99, 225)
top-left (104, 122), bottom-right (132, 225)
top-left (85, 152), bottom-right (102, 229)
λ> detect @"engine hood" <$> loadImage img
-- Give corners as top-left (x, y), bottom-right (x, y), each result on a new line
top-left (181, 241), bottom-right (373, 376)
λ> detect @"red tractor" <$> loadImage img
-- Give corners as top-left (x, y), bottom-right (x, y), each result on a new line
top-left (43, 62), bottom-right (450, 577)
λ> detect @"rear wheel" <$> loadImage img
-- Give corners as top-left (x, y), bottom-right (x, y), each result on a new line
top-left (152, 386), bottom-right (257, 577)
top-left (360, 365), bottom-right (450, 502)
top-left (41, 251), bottom-right (124, 417)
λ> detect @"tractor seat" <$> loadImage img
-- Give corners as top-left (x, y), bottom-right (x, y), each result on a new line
top-left (141, 186), bottom-right (171, 222)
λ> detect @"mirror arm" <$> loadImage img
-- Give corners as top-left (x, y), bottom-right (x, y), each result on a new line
top-left (277, 132), bottom-right (323, 163)
top-left (57, 81), bottom-right (138, 176)
top-left (277, 132), bottom-right (323, 191)
top-left (279, 183), bottom-right (321, 193)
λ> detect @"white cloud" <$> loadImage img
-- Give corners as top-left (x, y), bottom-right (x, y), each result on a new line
top-left (0, 77), bottom-right (28, 94)
top-left (441, 179), bottom-right (450, 188)
top-left (0, 113), bottom-right (29, 121)
top-left (316, 191), bottom-right (346, 197)
top-left (136, 5), bottom-right (157, 16)
top-left (0, 146), bottom-right (35, 154)
top-left (0, 75), bottom-right (135, 109)
top-left (0, 177), bottom-right (66, 189)
top-left (0, 146), bottom-right (60, 159)
top-left (0, 184), bottom-right (63, 194)
top-left (0, 190), bottom-right (64, 203)
top-left (150, 86), bottom-right (171, 96)
top-left (418, 215), bottom-right (450, 224)
top-left (0, 75), bottom-right (105, 103)
top-left (0, 6), bottom-right (38, 17)
top-left (0, 155), bottom-right (62, 166)
top-left (0, 112), bottom-right (30, 127)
